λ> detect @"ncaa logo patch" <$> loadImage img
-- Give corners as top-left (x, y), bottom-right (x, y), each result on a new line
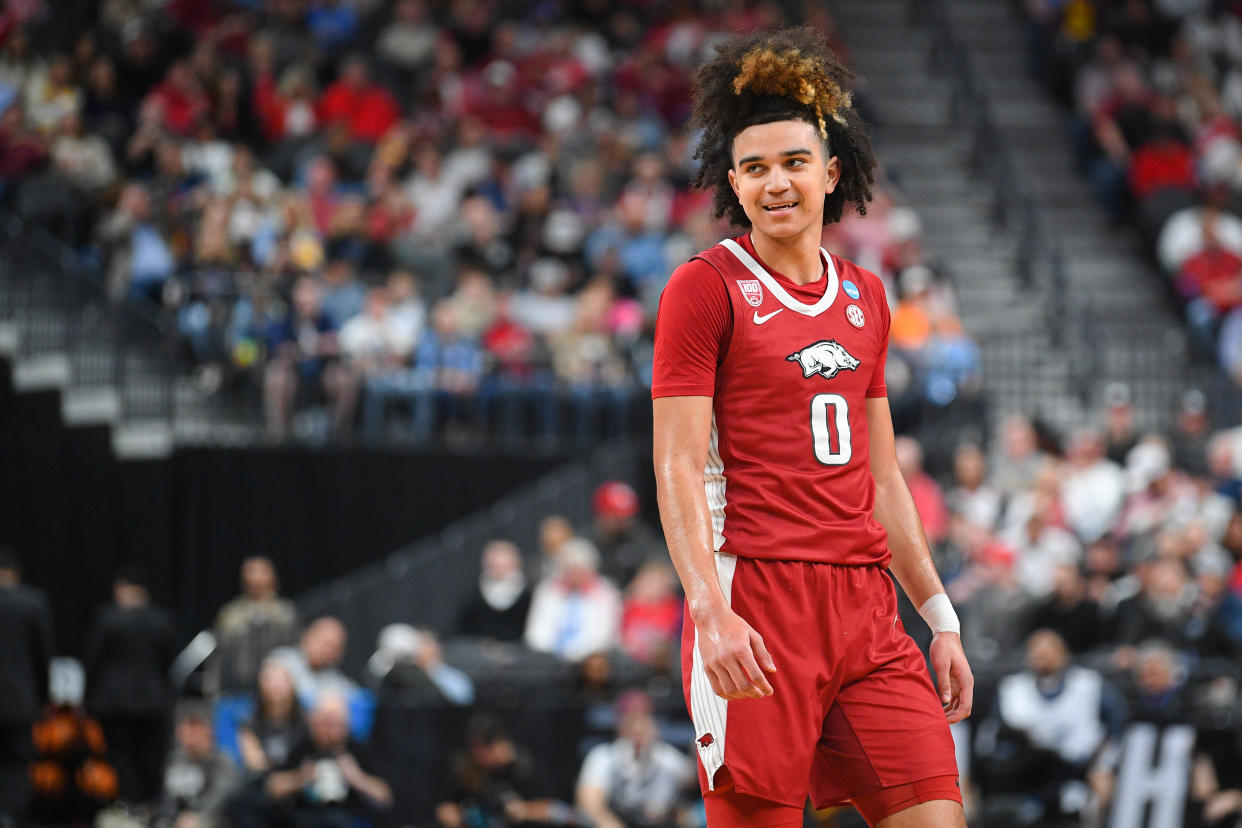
top-left (736, 280), bottom-right (763, 307)
top-left (846, 304), bottom-right (865, 328)
top-left (843, 280), bottom-right (860, 300)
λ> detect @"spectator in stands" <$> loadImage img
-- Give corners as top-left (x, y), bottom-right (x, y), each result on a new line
top-left (1179, 210), bottom-right (1242, 351)
top-left (265, 691), bottom-right (393, 826)
top-left (0, 102), bottom-right (48, 189)
top-left (996, 414), bottom-right (1048, 497)
top-left (457, 539), bottom-right (532, 642)
top-left (263, 276), bottom-right (341, 438)
top-left (537, 514), bottom-right (575, 577)
top-left (1124, 641), bottom-right (1191, 724)
top-left (889, 264), bottom-right (935, 352)
top-left (365, 624), bottom-right (474, 707)
top-left (619, 561), bottom-right (682, 672)
top-left (947, 442), bottom-right (1001, 533)
top-left (1061, 427), bottom-right (1127, 544)
top-left (1111, 555), bottom-right (1203, 656)
top-left (339, 286), bottom-right (416, 436)
top-left (0, 549), bottom-right (52, 822)
top-left (150, 700), bottom-right (241, 828)
top-left (213, 556), bottom-right (301, 696)
top-left (50, 110), bottom-right (115, 197)
top-left (1116, 437), bottom-right (1200, 540)
top-left (986, 630), bottom-right (1122, 825)
top-left (410, 300), bottom-right (485, 442)
top-left (268, 616), bottom-right (357, 709)
top-left (84, 565), bottom-right (178, 805)
top-left (24, 53), bottom-right (80, 134)
top-left (1003, 486), bottom-right (1083, 600)
top-left (315, 56), bottom-right (399, 145)
top-left (1170, 389), bottom-right (1212, 477)
top-left (436, 713), bottom-right (568, 828)
top-left (1104, 382), bottom-right (1141, 465)
top-left (478, 292), bottom-right (556, 444)
top-left (950, 537), bottom-right (1032, 669)
top-left (1028, 562), bottom-right (1104, 654)
top-left (95, 181), bottom-right (174, 304)
top-left (375, 0), bottom-right (439, 80)
top-left (895, 436), bottom-right (949, 548)
top-left (237, 658), bottom-right (306, 776)
top-left (575, 691), bottom-right (694, 828)
top-left (549, 278), bottom-right (636, 445)
top-left (591, 481), bottom-right (659, 584)
top-left (525, 538), bottom-right (621, 663)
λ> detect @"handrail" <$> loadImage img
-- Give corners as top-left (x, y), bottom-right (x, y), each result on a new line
top-left (919, 0), bottom-right (1070, 349)
top-left (0, 206), bottom-right (176, 424)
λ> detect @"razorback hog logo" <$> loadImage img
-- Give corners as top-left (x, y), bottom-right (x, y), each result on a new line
top-left (697, 733), bottom-right (715, 749)
top-left (787, 339), bottom-right (860, 380)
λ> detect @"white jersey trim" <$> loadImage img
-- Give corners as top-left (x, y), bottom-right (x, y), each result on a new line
top-left (719, 238), bottom-right (839, 317)
top-left (706, 413), bottom-right (726, 552)
top-left (689, 552), bottom-right (737, 789)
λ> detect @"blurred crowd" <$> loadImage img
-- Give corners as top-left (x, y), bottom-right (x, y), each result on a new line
top-left (0, 481), bottom-right (706, 828)
top-left (0, 0), bottom-right (979, 444)
top-left (924, 384), bottom-right (1242, 827)
top-left (1026, 0), bottom-right (1242, 385)
top-left (5, 391), bottom-right (1242, 826)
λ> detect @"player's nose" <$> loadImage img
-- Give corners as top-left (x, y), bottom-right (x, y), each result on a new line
top-left (765, 166), bottom-right (790, 192)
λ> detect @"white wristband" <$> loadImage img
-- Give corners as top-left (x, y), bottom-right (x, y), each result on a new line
top-left (918, 593), bottom-right (960, 635)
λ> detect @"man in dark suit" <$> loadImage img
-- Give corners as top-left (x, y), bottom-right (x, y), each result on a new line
top-left (0, 547), bottom-right (53, 823)
top-left (84, 565), bottom-right (178, 805)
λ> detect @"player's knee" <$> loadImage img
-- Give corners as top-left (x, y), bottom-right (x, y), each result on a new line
top-left (704, 770), bottom-right (805, 828)
top-left (859, 777), bottom-right (964, 827)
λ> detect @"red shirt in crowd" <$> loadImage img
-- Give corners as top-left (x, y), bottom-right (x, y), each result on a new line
top-left (1127, 138), bottom-right (1196, 201)
top-left (315, 81), bottom-right (400, 144)
top-left (1177, 244), bottom-right (1242, 313)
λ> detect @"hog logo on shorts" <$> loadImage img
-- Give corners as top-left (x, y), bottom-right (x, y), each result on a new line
top-left (697, 733), bottom-right (715, 749)
top-left (786, 339), bottom-right (860, 381)
top-left (735, 280), bottom-right (763, 307)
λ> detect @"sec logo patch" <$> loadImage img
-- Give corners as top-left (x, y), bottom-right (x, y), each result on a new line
top-left (846, 304), bottom-right (865, 328)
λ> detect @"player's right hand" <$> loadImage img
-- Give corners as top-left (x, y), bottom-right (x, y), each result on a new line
top-left (696, 608), bottom-right (777, 700)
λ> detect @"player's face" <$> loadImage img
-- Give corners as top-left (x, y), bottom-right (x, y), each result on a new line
top-left (728, 119), bottom-right (840, 243)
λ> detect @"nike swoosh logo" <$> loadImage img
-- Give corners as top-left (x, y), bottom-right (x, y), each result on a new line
top-left (753, 308), bottom-right (784, 325)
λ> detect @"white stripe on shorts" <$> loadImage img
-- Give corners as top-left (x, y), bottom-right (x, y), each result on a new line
top-left (689, 551), bottom-right (737, 789)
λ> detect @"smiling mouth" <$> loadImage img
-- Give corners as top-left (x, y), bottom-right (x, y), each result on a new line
top-left (763, 201), bottom-right (798, 212)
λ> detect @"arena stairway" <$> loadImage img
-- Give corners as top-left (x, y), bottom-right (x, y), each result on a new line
top-left (0, 220), bottom-right (267, 458)
top-left (830, 0), bottom-right (1218, 436)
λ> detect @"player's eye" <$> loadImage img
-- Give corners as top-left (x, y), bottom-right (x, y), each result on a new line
top-left (746, 164), bottom-right (764, 174)
top-left (787, 158), bottom-right (807, 167)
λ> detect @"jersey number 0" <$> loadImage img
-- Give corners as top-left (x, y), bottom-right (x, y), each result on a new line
top-left (810, 394), bottom-right (852, 466)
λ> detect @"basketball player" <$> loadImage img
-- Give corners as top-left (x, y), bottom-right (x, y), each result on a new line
top-left (652, 29), bottom-right (973, 828)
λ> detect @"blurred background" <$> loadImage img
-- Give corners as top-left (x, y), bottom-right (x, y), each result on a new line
top-left (2, 0), bottom-right (1242, 826)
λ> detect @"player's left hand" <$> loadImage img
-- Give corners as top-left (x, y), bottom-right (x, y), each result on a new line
top-left (930, 632), bottom-right (973, 724)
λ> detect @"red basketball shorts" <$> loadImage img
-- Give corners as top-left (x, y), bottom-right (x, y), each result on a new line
top-left (680, 554), bottom-right (961, 819)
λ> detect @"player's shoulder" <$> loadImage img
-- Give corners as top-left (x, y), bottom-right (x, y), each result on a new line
top-left (663, 241), bottom-right (732, 296)
top-left (671, 240), bottom-right (732, 280)
top-left (830, 253), bottom-right (889, 307)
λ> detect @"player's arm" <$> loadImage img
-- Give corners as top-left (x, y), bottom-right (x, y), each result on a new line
top-left (866, 396), bottom-right (974, 723)
top-left (654, 395), bottom-right (776, 700)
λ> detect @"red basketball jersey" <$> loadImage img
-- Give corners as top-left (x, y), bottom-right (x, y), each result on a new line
top-left (652, 234), bottom-right (892, 566)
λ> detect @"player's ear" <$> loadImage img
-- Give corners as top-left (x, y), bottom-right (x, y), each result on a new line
top-left (728, 167), bottom-right (740, 199)
top-left (824, 156), bottom-right (841, 196)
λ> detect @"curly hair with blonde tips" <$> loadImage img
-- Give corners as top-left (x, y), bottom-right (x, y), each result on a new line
top-left (691, 27), bottom-right (877, 228)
